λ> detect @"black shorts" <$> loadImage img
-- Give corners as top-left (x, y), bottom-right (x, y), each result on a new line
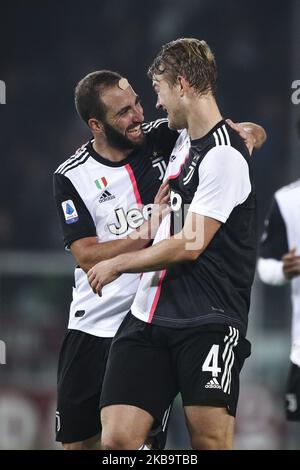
top-left (285, 361), bottom-right (300, 421)
top-left (56, 328), bottom-right (171, 449)
top-left (56, 329), bottom-right (112, 443)
top-left (100, 313), bottom-right (251, 421)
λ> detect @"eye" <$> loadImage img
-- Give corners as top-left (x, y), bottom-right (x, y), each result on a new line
top-left (118, 107), bottom-right (130, 117)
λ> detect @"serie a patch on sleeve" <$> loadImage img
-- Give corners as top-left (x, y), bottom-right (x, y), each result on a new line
top-left (62, 200), bottom-right (79, 224)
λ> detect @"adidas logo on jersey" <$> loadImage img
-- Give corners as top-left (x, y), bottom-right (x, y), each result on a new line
top-left (98, 190), bottom-right (116, 203)
top-left (205, 378), bottom-right (222, 389)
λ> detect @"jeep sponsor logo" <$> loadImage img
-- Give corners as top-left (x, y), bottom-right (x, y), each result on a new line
top-left (108, 204), bottom-right (153, 235)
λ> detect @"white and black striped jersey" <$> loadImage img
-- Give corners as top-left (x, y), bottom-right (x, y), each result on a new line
top-left (131, 120), bottom-right (256, 336)
top-left (53, 119), bottom-right (178, 337)
top-left (259, 180), bottom-right (300, 366)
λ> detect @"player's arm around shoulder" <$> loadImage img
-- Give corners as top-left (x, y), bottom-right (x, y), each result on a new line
top-left (226, 119), bottom-right (267, 153)
top-left (87, 213), bottom-right (221, 296)
top-left (87, 146), bottom-right (251, 295)
top-left (71, 181), bottom-right (170, 273)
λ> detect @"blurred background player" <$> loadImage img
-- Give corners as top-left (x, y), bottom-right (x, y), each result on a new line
top-left (258, 118), bottom-right (300, 421)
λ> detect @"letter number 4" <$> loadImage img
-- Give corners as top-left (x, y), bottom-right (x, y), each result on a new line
top-left (202, 344), bottom-right (221, 377)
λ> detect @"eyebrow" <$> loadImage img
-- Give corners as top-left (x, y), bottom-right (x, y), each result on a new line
top-left (116, 95), bottom-right (141, 117)
top-left (152, 77), bottom-right (161, 85)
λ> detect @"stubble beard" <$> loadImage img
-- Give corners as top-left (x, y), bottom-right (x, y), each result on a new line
top-left (103, 121), bottom-right (145, 152)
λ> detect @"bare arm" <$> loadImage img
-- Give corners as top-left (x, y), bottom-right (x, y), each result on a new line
top-left (88, 212), bottom-right (221, 295)
top-left (71, 181), bottom-right (170, 272)
top-left (71, 232), bottom-right (151, 273)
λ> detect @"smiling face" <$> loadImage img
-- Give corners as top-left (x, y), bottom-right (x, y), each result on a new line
top-left (152, 74), bottom-right (186, 131)
top-left (100, 84), bottom-right (145, 150)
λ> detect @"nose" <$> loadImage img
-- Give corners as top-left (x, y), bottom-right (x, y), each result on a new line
top-left (133, 104), bottom-right (144, 122)
top-left (156, 97), bottom-right (162, 110)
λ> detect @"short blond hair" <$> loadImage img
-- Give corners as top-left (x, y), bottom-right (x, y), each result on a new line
top-left (148, 38), bottom-right (217, 96)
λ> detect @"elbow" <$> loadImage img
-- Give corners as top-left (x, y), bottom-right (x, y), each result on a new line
top-left (70, 237), bottom-right (100, 273)
top-left (74, 256), bottom-right (94, 273)
top-left (183, 249), bottom-right (201, 262)
top-left (177, 240), bottom-right (202, 262)
top-left (79, 262), bottom-right (92, 273)
top-left (78, 262), bottom-right (91, 273)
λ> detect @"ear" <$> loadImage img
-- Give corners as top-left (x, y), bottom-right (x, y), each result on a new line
top-left (88, 118), bottom-right (104, 134)
top-left (177, 75), bottom-right (189, 96)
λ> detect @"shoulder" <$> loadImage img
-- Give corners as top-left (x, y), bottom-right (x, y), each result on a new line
top-left (223, 123), bottom-right (251, 160)
top-left (142, 118), bottom-right (179, 159)
top-left (54, 140), bottom-right (91, 176)
top-left (142, 118), bottom-right (177, 142)
top-left (142, 118), bottom-right (169, 134)
top-left (276, 179), bottom-right (300, 198)
top-left (274, 179), bottom-right (300, 213)
top-left (201, 144), bottom-right (249, 177)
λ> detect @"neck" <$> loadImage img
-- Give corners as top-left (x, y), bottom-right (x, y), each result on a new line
top-left (92, 136), bottom-right (132, 162)
top-left (186, 94), bottom-right (223, 140)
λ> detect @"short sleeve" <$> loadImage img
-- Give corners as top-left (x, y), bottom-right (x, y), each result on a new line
top-left (53, 172), bottom-right (96, 249)
top-left (188, 146), bottom-right (251, 223)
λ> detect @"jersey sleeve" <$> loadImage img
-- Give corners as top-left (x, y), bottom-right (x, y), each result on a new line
top-left (259, 196), bottom-right (288, 260)
top-left (53, 172), bottom-right (96, 249)
top-left (188, 146), bottom-right (251, 223)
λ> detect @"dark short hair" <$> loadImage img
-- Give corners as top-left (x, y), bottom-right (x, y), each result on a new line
top-left (148, 38), bottom-right (217, 96)
top-left (75, 70), bottom-right (122, 124)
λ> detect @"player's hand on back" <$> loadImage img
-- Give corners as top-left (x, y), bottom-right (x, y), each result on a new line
top-left (226, 119), bottom-right (267, 155)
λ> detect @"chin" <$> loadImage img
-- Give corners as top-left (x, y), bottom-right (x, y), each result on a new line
top-left (130, 135), bottom-right (145, 146)
top-left (168, 120), bottom-right (180, 131)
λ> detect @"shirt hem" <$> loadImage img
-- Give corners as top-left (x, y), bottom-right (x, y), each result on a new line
top-left (67, 325), bottom-right (116, 338)
top-left (131, 307), bottom-right (246, 336)
top-left (188, 206), bottom-right (227, 223)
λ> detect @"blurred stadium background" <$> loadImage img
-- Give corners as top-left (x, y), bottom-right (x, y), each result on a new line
top-left (0, 0), bottom-right (300, 449)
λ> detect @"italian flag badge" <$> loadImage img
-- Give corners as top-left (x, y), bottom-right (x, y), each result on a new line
top-left (95, 177), bottom-right (108, 190)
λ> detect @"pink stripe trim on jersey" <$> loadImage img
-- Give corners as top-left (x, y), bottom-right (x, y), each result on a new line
top-left (167, 153), bottom-right (189, 180)
top-left (125, 163), bottom-right (142, 205)
top-left (148, 269), bottom-right (167, 323)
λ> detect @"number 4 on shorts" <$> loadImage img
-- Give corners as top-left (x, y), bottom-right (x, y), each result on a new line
top-left (202, 344), bottom-right (221, 377)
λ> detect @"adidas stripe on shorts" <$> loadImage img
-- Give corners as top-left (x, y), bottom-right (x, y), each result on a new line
top-left (176, 324), bottom-right (251, 416)
top-left (100, 313), bottom-right (251, 421)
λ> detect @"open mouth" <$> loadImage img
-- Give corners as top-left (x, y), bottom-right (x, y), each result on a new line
top-left (127, 125), bottom-right (142, 138)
